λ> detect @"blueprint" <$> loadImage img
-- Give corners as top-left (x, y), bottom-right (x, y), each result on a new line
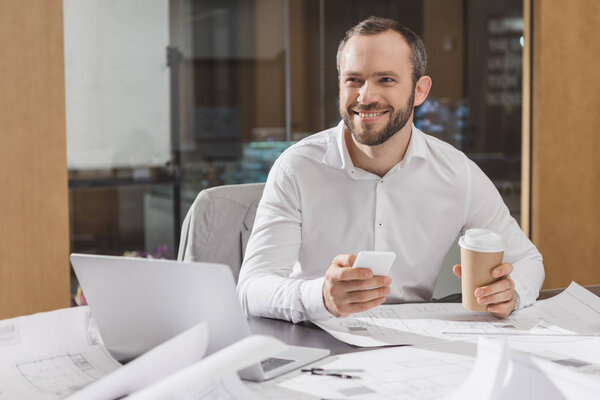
top-left (128, 335), bottom-right (287, 400)
top-left (0, 306), bottom-right (120, 399)
top-left (273, 336), bottom-right (600, 400)
top-left (68, 321), bottom-right (209, 399)
top-left (0, 305), bottom-right (288, 400)
top-left (450, 338), bottom-right (600, 400)
top-left (315, 282), bottom-right (600, 347)
top-left (277, 343), bottom-right (475, 400)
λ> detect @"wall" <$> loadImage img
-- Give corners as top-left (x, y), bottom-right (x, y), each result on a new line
top-left (0, 0), bottom-right (70, 318)
top-left (422, 0), bottom-right (464, 103)
top-left (531, 0), bottom-right (600, 288)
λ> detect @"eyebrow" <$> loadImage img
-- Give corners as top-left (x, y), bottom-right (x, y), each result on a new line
top-left (373, 71), bottom-right (400, 78)
top-left (342, 71), bottom-right (401, 78)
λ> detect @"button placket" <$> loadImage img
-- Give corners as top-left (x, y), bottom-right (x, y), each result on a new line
top-left (374, 179), bottom-right (386, 246)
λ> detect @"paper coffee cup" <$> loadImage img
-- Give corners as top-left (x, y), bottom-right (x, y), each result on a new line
top-left (458, 229), bottom-right (505, 312)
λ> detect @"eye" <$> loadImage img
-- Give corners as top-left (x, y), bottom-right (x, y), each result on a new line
top-left (380, 77), bottom-right (395, 83)
top-left (344, 77), bottom-right (363, 87)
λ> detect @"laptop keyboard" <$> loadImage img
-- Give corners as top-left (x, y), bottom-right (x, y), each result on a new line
top-left (260, 357), bottom-right (295, 372)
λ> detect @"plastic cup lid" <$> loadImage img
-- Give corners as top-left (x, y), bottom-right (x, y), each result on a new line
top-left (458, 229), bottom-right (505, 253)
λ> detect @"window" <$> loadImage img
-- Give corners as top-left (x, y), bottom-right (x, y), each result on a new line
top-left (65, 0), bottom-right (524, 267)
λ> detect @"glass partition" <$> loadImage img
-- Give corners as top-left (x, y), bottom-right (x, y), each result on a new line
top-left (65, 0), bottom-right (524, 270)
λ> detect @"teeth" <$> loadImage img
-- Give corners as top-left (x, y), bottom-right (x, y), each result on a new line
top-left (358, 112), bottom-right (384, 118)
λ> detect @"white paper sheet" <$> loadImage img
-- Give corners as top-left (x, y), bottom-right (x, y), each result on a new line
top-left (314, 302), bottom-right (539, 347)
top-left (490, 322), bottom-right (600, 379)
top-left (515, 282), bottom-right (600, 334)
top-left (68, 321), bottom-right (209, 400)
top-left (246, 378), bottom-right (316, 400)
top-left (0, 307), bottom-right (121, 400)
top-left (448, 338), bottom-right (600, 400)
top-left (134, 372), bottom-right (262, 400)
top-left (315, 282), bottom-right (600, 347)
top-left (277, 344), bottom-right (475, 400)
top-left (129, 335), bottom-right (287, 400)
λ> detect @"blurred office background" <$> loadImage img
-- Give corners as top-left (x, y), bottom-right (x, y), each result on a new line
top-left (65, 0), bottom-right (524, 264)
top-left (2, 0), bottom-right (598, 318)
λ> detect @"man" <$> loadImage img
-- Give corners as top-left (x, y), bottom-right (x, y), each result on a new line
top-left (237, 17), bottom-right (544, 323)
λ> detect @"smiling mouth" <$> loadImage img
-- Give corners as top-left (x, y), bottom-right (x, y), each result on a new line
top-left (353, 110), bottom-right (389, 119)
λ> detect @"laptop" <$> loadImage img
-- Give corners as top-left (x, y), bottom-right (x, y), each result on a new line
top-left (70, 254), bottom-right (330, 381)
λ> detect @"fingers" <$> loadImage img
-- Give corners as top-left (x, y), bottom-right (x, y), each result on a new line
top-left (452, 264), bottom-right (462, 278)
top-left (335, 276), bottom-right (392, 293)
top-left (338, 296), bottom-right (388, 315)
top-left (343, 285), bottom-right (391, 304)
top-left (326, 266), bottom-right (373, 283)
top-left (323, 254), bottom-right (392, 317)
top-left (490, 263), bottom-right (513, 279)
top-left (332, 253), bottom-right (356, 269)
top-left (487, 295), bottom-right (515, 318)
top-left (323, 275), bottom-right (391, 312)
top-left (325, 285), bottom-right (390, 316)
top-left (327, 255), bottom-right (372, 282)
top-left (475, 275), bottom-right (514, 298)
top-left (477, 288), bottom-right (513, 305)
top-left (474, 269), bottom-right (516, 318)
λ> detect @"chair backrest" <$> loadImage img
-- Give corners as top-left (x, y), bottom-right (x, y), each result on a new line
top-left (177, 183), bottom-right (265, 282)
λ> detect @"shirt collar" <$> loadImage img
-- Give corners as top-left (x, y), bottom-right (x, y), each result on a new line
top-left (322, 121), bottom-right (429, 172)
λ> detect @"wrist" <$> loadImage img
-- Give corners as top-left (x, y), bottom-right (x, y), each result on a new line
top-left (513, 290), bottom-right (521, 311)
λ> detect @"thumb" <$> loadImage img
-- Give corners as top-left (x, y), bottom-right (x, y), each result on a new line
top-left (452, 264), bottom-right (462, 278)
top-left (332, 254), bottom-right (356, 268)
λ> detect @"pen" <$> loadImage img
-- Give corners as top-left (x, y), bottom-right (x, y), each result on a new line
top-left (301, 368), bottom-right (363, 379)
top-left (323, 373), bottom-right (360, 379)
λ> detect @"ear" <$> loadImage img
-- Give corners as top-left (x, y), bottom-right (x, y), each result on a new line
top-left (413, 76), bottom-right (432, 107)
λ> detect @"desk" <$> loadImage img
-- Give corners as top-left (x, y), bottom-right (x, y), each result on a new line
top-left (248, 285), bottom-right (600, 355)
top-left (246, 285), bottom-right (600, 399)
top-left (248, 317), bottom-right (359, 355)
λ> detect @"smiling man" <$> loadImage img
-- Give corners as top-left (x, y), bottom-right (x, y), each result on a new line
top-left (237, 17), bottom-right (544, 323)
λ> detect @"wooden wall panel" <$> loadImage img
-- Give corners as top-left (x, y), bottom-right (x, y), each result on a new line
top-left (531, 0), bottom-right (600, 288)
top-left (0, 0), bottom-right (70, 318)
top-left (520, 0), bottom-right (531, 235)
top-left (423, 0), bottom-right (464, 103)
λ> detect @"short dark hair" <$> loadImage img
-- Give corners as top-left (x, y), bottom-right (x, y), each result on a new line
top-left (336, 16), bottom-right (427, 84)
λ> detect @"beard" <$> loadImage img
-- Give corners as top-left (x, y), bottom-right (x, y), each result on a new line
top-left (340, 90), bottom-right (415, 146)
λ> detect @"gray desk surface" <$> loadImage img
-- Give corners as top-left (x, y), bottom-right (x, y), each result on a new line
top-left (248, 285), bottom-right (600, 355)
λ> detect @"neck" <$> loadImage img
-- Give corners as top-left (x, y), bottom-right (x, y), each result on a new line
top-left (345, 122), bottom-right (413, 177)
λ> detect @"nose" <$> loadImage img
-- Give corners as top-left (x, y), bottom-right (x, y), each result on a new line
top-left (357, 81), bottom-right (379, 105)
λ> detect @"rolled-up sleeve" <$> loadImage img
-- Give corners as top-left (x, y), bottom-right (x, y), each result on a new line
top-left (464, 157), bottom-right (544, 308)
top-left (237, 157), bottom-right (332, 322)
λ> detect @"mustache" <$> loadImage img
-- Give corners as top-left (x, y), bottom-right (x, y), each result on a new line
top-left (349, 102), bottom-right (391, 112)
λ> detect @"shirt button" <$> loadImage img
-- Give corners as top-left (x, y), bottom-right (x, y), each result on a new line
top-left (378, 222), bottom-right (383, 228)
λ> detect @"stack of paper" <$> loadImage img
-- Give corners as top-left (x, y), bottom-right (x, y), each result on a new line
top-left (0, 306), bottom-right (287, 399)
top-left (276, 344), bottom-right (475, 400)
top-left (314, 282), bottom-right (600, 347)
top-left (450, 338), bottom-right (600, 400)
top-left (0, 306), bottom-right (121, 399)
top-left (271, 337), bottom-right (600, 400)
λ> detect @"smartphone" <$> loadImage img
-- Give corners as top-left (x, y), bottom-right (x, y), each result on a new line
top-left (352, 251), bottom-right (396, 276)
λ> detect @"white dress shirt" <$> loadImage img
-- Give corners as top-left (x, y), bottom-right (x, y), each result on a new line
top-left (237, 121), bottom-right (544, 322)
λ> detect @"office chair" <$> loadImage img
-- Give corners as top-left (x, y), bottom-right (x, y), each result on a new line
top-left (177, 183), bottom-right (265, 282)
top-left (177, 182), bottom-right (464, 301)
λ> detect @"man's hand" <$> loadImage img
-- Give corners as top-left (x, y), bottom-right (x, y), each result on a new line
top-left (322, 254), bottom-right (392, 318)
top-left (453, 263), bottom-right (516, 318)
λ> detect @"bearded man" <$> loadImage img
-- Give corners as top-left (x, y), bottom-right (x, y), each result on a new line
top-left (237, 17), bottom-right (544, 323)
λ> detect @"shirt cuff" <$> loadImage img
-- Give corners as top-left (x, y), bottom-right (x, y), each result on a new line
top-left (513, 277), bottom-right (535, 309)
top-left (300, 277), bottom-right (334, 321)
